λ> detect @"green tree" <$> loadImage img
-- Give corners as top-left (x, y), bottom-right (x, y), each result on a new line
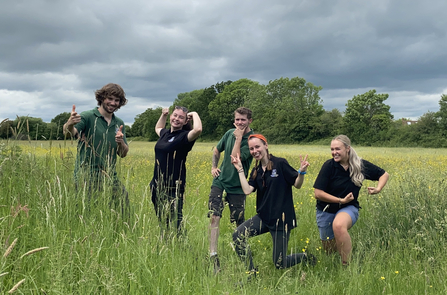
top-left (209, 79), bottom-right (262, 136)
top-left (174, 81), bottom-right (233, 140)
top-left (124, 125), bottom-right (132, 138)
top-left (343, 90), bottom-right (393, 144)
top-left (51, 112), bottom-right (71, 139)
top-left (0, 119), bottom-right (14, 139)
top-left (312, 109), bottom-right (343, 140)
top-left (132, 107), bottom-right (163, 141)
top-left (11, 116), bottom-right (48, 140)
top-left (437, 94), bottom-right (447, 135)
top-left (246, 76), bottom-right (323, 143)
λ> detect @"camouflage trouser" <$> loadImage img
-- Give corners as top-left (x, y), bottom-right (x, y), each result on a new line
top-left (207, 186), bottom-right (246, 226)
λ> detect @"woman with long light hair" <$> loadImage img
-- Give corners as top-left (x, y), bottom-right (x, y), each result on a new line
top-left (314, 135), bottom-right (389, 265)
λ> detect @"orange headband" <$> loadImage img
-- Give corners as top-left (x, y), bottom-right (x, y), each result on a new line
top-left (249, 134), bottom-right (268, 145)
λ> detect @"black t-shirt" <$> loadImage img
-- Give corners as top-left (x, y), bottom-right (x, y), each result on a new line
top-left (151, 128), bottom-right (195, 192)
top-left (313, 159), bottom-right (386, 213)
top-left (248, 155), bottom-right (299, 231)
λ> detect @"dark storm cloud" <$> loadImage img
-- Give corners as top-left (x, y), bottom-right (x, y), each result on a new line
top-left (0, 0), bottom-right (446, 124)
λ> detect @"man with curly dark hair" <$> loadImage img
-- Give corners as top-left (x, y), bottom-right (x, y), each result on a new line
top-left (63, 83), bottom-right (130, 216)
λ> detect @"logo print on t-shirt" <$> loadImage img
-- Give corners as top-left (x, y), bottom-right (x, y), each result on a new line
top-left (168, 137), bottom-right (175, 142)
top-left (271, 169), bottom-right (278, 177)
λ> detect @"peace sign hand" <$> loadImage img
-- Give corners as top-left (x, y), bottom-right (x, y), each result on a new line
top-left (299, 154), bottom-right (310, 172)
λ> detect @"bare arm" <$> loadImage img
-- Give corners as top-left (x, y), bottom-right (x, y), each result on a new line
top-left (187, 111), bottom-right (202, 142)
top-left (211, 147), bottom-right (221, 177)
top-left (294, 155), bottom-right (310, 188)
top-left (155, 108), bottom-right (169, 137)
top-left (231, 154), bottom-right (255, 195)
top-left (367, 172), bottom-right (389, 195)
top-left (314, 188), bottom-right (354, 205)
top-left (63, 104), bottom-right (80, 138)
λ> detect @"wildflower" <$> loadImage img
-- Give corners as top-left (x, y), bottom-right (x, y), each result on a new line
top-left (395, 271), bottom-right (399, 274)
top-left (381, 276), bottom-right (385, 280)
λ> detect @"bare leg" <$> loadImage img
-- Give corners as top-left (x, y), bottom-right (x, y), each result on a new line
top-left (209, 214), bottom-right (221, 273)
top-left (209, 215), bottom-right (221, 254)
top-left (332, 212), bottom-right (353, 263)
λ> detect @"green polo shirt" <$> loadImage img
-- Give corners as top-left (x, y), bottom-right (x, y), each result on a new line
top-left (74, 108), bottom-right (127, 180)
top-left (212, 128), bottom-right (253, 194)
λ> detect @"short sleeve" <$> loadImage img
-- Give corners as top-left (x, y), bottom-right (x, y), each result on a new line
top-left (281, 158), bottom-right (299, 186)
top-left (75, 112), bottom-right (88, 135)
top-left (362, 160), bottom-right (386, 181)
top-left (313, 160), bottom-right (332, 191)
top-left (216, 130), bottom-right (231, 152)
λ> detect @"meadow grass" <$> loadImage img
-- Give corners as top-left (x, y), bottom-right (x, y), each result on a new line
top-left (1, 139), bottom-right (447, 294)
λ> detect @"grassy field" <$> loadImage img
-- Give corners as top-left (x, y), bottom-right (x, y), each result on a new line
top-left (1, 139), bottom-right (447, 294)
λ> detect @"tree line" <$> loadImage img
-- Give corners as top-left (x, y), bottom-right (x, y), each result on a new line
top-left (1, 76), bottom-right (447, 147)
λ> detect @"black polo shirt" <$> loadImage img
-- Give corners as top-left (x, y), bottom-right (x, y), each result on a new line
top-left (248, 155), bottom-right (299, 231)
top-left (151, 128), bottom-right (195, 192)
top-left (313, 159), bottom-right (385, 213)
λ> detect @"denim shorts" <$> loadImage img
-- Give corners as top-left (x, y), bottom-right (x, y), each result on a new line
top-left (316, 205), bottom-right (359, 240)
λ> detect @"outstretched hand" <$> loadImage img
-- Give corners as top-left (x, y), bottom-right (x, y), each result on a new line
top-left (230, 153), bottom-right (242, 170)
top-left (115, 125), bottom-right (125, 144)
top-left (299, 154), bottom-right (310, 172)
top-left (66, 104), bottom-right (81, 126)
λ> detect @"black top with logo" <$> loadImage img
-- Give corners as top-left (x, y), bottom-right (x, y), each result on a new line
top-left (150, 128), bottom-right (195, 192)
top-left (313, 159), bottom-right (386, 213)
top-left (248, 155), bottom-right (299, 231)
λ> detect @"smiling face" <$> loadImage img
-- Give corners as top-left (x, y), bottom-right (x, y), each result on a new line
top-left (101, 95), bottom-right (121, 114)
top-left (170, 108), bottom-right (188, 130)
top-left (331, 139), bottom-right (350, 164)
top-left (249, 137), bottom-right (268, 162)
top-left (234, 113), bottom-right (252, 130)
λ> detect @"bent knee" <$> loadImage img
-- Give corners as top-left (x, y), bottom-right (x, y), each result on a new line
top-left (332, 222), bottom-right (349, 236)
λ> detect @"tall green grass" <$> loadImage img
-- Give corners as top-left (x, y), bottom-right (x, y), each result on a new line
top-left (1, 140), bottom-right (446, 294)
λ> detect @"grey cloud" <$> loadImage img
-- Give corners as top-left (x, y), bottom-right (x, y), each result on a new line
top-left (1, 0), bottom-right (447, 125)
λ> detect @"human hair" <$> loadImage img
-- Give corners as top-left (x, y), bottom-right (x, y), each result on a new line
top-left (249, 135), bottom-right (273, 182)
top-left (174, 106), bottom-right (192, 131)
top-left (235, 107), bottom-right (252, 120)
top-left (95, 83), bottom-right (128, 109)
top-left (333, 135), bottom-right (364, 187)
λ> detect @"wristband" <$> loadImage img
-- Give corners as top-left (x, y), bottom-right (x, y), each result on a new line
top-left (298, 169), bottom-right (307, 175)
top-left (238, 168), bottom-right (244, 173)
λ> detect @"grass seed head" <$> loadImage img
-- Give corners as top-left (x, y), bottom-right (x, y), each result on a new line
top-left (20, 247), bottom-right (49, 259)
top-left (3, 238), bottom-right (18, 258)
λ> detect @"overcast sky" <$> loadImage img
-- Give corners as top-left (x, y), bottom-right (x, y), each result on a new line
top-left (1, 0), bottom-right (446, 125)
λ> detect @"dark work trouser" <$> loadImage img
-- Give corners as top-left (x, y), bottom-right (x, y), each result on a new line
top-left (233, 214), bottom-right (307, 269)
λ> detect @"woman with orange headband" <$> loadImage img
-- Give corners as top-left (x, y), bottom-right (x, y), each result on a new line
top-left (231, 134), bottom-right (315, 273)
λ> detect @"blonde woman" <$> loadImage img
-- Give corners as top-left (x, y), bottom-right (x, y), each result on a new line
top-left (313, 135), bottom-right (389, 265)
